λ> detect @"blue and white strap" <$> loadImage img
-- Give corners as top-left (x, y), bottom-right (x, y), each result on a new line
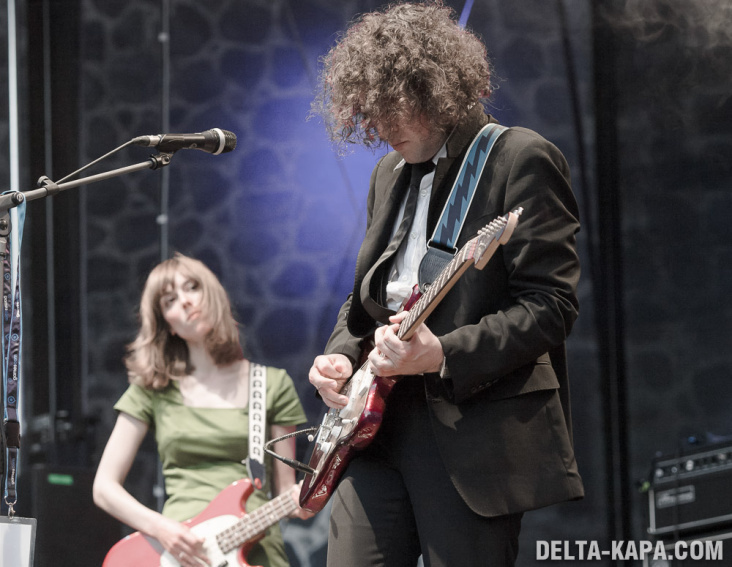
top-left (418, 123), bottom-right (508, 290)
top-left (2, 196), bottom-right (26, 516)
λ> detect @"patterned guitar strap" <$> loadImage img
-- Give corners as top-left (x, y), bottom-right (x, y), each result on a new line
top-left (246, 362), bottom-right (267, 490)
top-left (2, 198), bottom-right (26, 518)
top-left (418, 123), bottom-right (509, 290)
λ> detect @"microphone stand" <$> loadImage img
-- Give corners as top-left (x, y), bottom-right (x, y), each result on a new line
top-left (0, 152), bottom-right (174, 213)
top-left (0, 150), bottom-right (174, 517)
top-left (0, 151), bottom-right (173, 255)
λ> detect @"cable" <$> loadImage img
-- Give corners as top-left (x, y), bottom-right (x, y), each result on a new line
top-left (264, 427), bottom-right (319, 476)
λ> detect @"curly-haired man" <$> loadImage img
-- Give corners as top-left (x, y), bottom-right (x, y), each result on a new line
top-left (308, 3), bottom-right (584, 565)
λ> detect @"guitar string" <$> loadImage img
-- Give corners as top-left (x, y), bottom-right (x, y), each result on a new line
top-left (217, 493), bottom-right (294, 551)
top-left (398, 218), bottom-right (504, 339)
top-left (398, 249), bottom-right (465, 339)
top-left (216, 494), bottom-right (294, 552)
top-left (216, 491), bottom-right (297, 553)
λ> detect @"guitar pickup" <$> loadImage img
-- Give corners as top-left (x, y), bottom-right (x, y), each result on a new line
top-left (357, 381), bottom-right (370, 397)
top-left (341, 393), bottom-right (361, 418)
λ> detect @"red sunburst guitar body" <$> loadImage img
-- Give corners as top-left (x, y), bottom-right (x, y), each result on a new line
top-left (103, 478), bottom-right (295, 567)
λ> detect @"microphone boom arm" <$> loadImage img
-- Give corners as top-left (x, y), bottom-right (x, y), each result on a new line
top-left (0, 152), bottom-right (174, 213)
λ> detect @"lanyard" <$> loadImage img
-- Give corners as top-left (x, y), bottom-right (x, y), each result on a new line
top-left (2, 198), bottom-right (26, 517)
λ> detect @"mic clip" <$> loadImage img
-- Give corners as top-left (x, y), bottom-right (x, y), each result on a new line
top-left (37, 176), bottom-right (61, 197)
top-left (148, 152), bottom-right (175, 170)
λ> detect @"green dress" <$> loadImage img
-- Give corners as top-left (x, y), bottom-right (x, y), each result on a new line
top-left (114, 365), bottom-right (307, 567)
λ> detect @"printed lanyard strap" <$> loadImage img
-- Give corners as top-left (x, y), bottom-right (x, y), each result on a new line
top-left (2, 199), bottom-right (27, 515)
top-left (418, 123), bottom-right (508, 291)
top-left (246, 362), bottom-right (267, 489)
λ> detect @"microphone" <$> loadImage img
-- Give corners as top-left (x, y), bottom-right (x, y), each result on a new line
top-left (131, 128), bottom-right (237, 155)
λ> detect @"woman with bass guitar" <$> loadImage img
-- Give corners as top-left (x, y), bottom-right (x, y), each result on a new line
top-left (94, 253), bottom-right (313, 567)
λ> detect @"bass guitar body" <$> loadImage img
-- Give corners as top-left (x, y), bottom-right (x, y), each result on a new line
top-left (104, 480), bottom-right (262, 567)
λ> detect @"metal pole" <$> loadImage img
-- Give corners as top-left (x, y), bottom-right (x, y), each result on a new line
top-left (154, 0), bottom-right (172, 513)
top-left (592, 0), bottom-right (632, 557)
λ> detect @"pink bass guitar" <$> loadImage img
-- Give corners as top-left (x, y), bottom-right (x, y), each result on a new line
top-left (299, 208), bottom-right (523, 513)
top-left (103, 479), bottom-right (295, 567)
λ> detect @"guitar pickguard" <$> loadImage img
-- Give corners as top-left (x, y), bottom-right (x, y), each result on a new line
top-left (159, 515), bottom-right (240, 567)
top-left (300, 363), bottom-right (397, 512)
top-left (104, 478), bottom-right (296, 567)
top-left (312, 364), bottom-right (374, 458)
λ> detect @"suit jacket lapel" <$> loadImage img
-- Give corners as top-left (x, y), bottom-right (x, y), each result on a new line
top-left (356, 162), bottom-right (410, 283)
top-left (347, 161), bottom-right (410, 334)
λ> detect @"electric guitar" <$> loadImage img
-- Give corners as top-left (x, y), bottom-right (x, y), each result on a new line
top-left (299, 208), bottom-right (523, 513)
top-left (103, 479), bottom-right (296, 567)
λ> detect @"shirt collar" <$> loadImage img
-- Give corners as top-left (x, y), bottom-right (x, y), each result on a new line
top-left (392, 142), bottom-right (448, 172)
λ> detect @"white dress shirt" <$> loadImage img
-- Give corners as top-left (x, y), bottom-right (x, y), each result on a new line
top-left (385, 143), bottom-right (448, 312)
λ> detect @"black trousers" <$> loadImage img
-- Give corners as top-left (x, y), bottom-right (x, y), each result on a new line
top-left (326, 378), bottom-right (523, 567)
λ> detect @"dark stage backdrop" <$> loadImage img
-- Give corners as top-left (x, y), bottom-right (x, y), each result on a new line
top-left (48, 1), bottom-right (605, 564)
top-left (0, 7), bottom-right (7, 185)
top-left (2, 0), bottom-right (731, 566)
top-left (608, 0), bottom-right (732, 540)
top-left (0, 0), bottom-right (5, 511)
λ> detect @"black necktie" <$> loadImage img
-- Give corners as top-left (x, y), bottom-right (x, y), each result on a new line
top-left (392, 160), bottom-right (435, 251)
top-left (360, 160), bottom-right (435, 321)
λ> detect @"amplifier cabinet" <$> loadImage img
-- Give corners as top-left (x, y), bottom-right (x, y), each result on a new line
top-left (31, 465), bottom-right (122, 567)
top-left (648, 443), bottom-right (732, 536)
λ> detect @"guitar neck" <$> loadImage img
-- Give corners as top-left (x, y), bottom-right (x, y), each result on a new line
top-left (397, 212), bottom-right (512, 341)
top-left (397, 242), bottom-right (476, 341)
top-left (216, 491), bottom-right (297, 554)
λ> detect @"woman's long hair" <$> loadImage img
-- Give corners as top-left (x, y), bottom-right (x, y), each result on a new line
top-left (312, 1), bottom-right (493, 151)
top-left (125, 253), bottom-right (243, 389)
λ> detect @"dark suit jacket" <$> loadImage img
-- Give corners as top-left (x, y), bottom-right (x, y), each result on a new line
top-left (324, 106), bottom-right (585, 517)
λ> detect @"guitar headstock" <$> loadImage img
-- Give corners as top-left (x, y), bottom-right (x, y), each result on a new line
top-left (471, 207), bottom-right (523, 270)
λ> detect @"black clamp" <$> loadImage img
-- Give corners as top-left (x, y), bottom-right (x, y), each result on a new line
top-left (0, 212), bottom-right (10, 258)
top-left (149, 152), bottom-right (175, 170)
top-left (3, 419), bottom-right (21, 449)
top-left (37, 175), bottom-right (61, 197)
top-left (0, 213), bottom-right (10, 237)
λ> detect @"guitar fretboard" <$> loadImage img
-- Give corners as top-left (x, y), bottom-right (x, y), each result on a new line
top-left (397, 215), bottom-right (508, 341)
top-left (216, 491), bottom-right (297, 553)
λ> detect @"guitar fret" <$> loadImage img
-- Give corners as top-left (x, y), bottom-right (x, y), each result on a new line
top-left (398, 253), bottom-right (468, 340)
top-left (397, 221), bottom-right (504, 341)
top-left (216, 492), bottom-right (297, 553)
top-left (108, 478), bottom-right (318, 563)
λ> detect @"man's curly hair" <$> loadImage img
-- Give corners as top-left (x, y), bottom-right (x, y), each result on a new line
top-left (312, 1), bottom-right (493, 150)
